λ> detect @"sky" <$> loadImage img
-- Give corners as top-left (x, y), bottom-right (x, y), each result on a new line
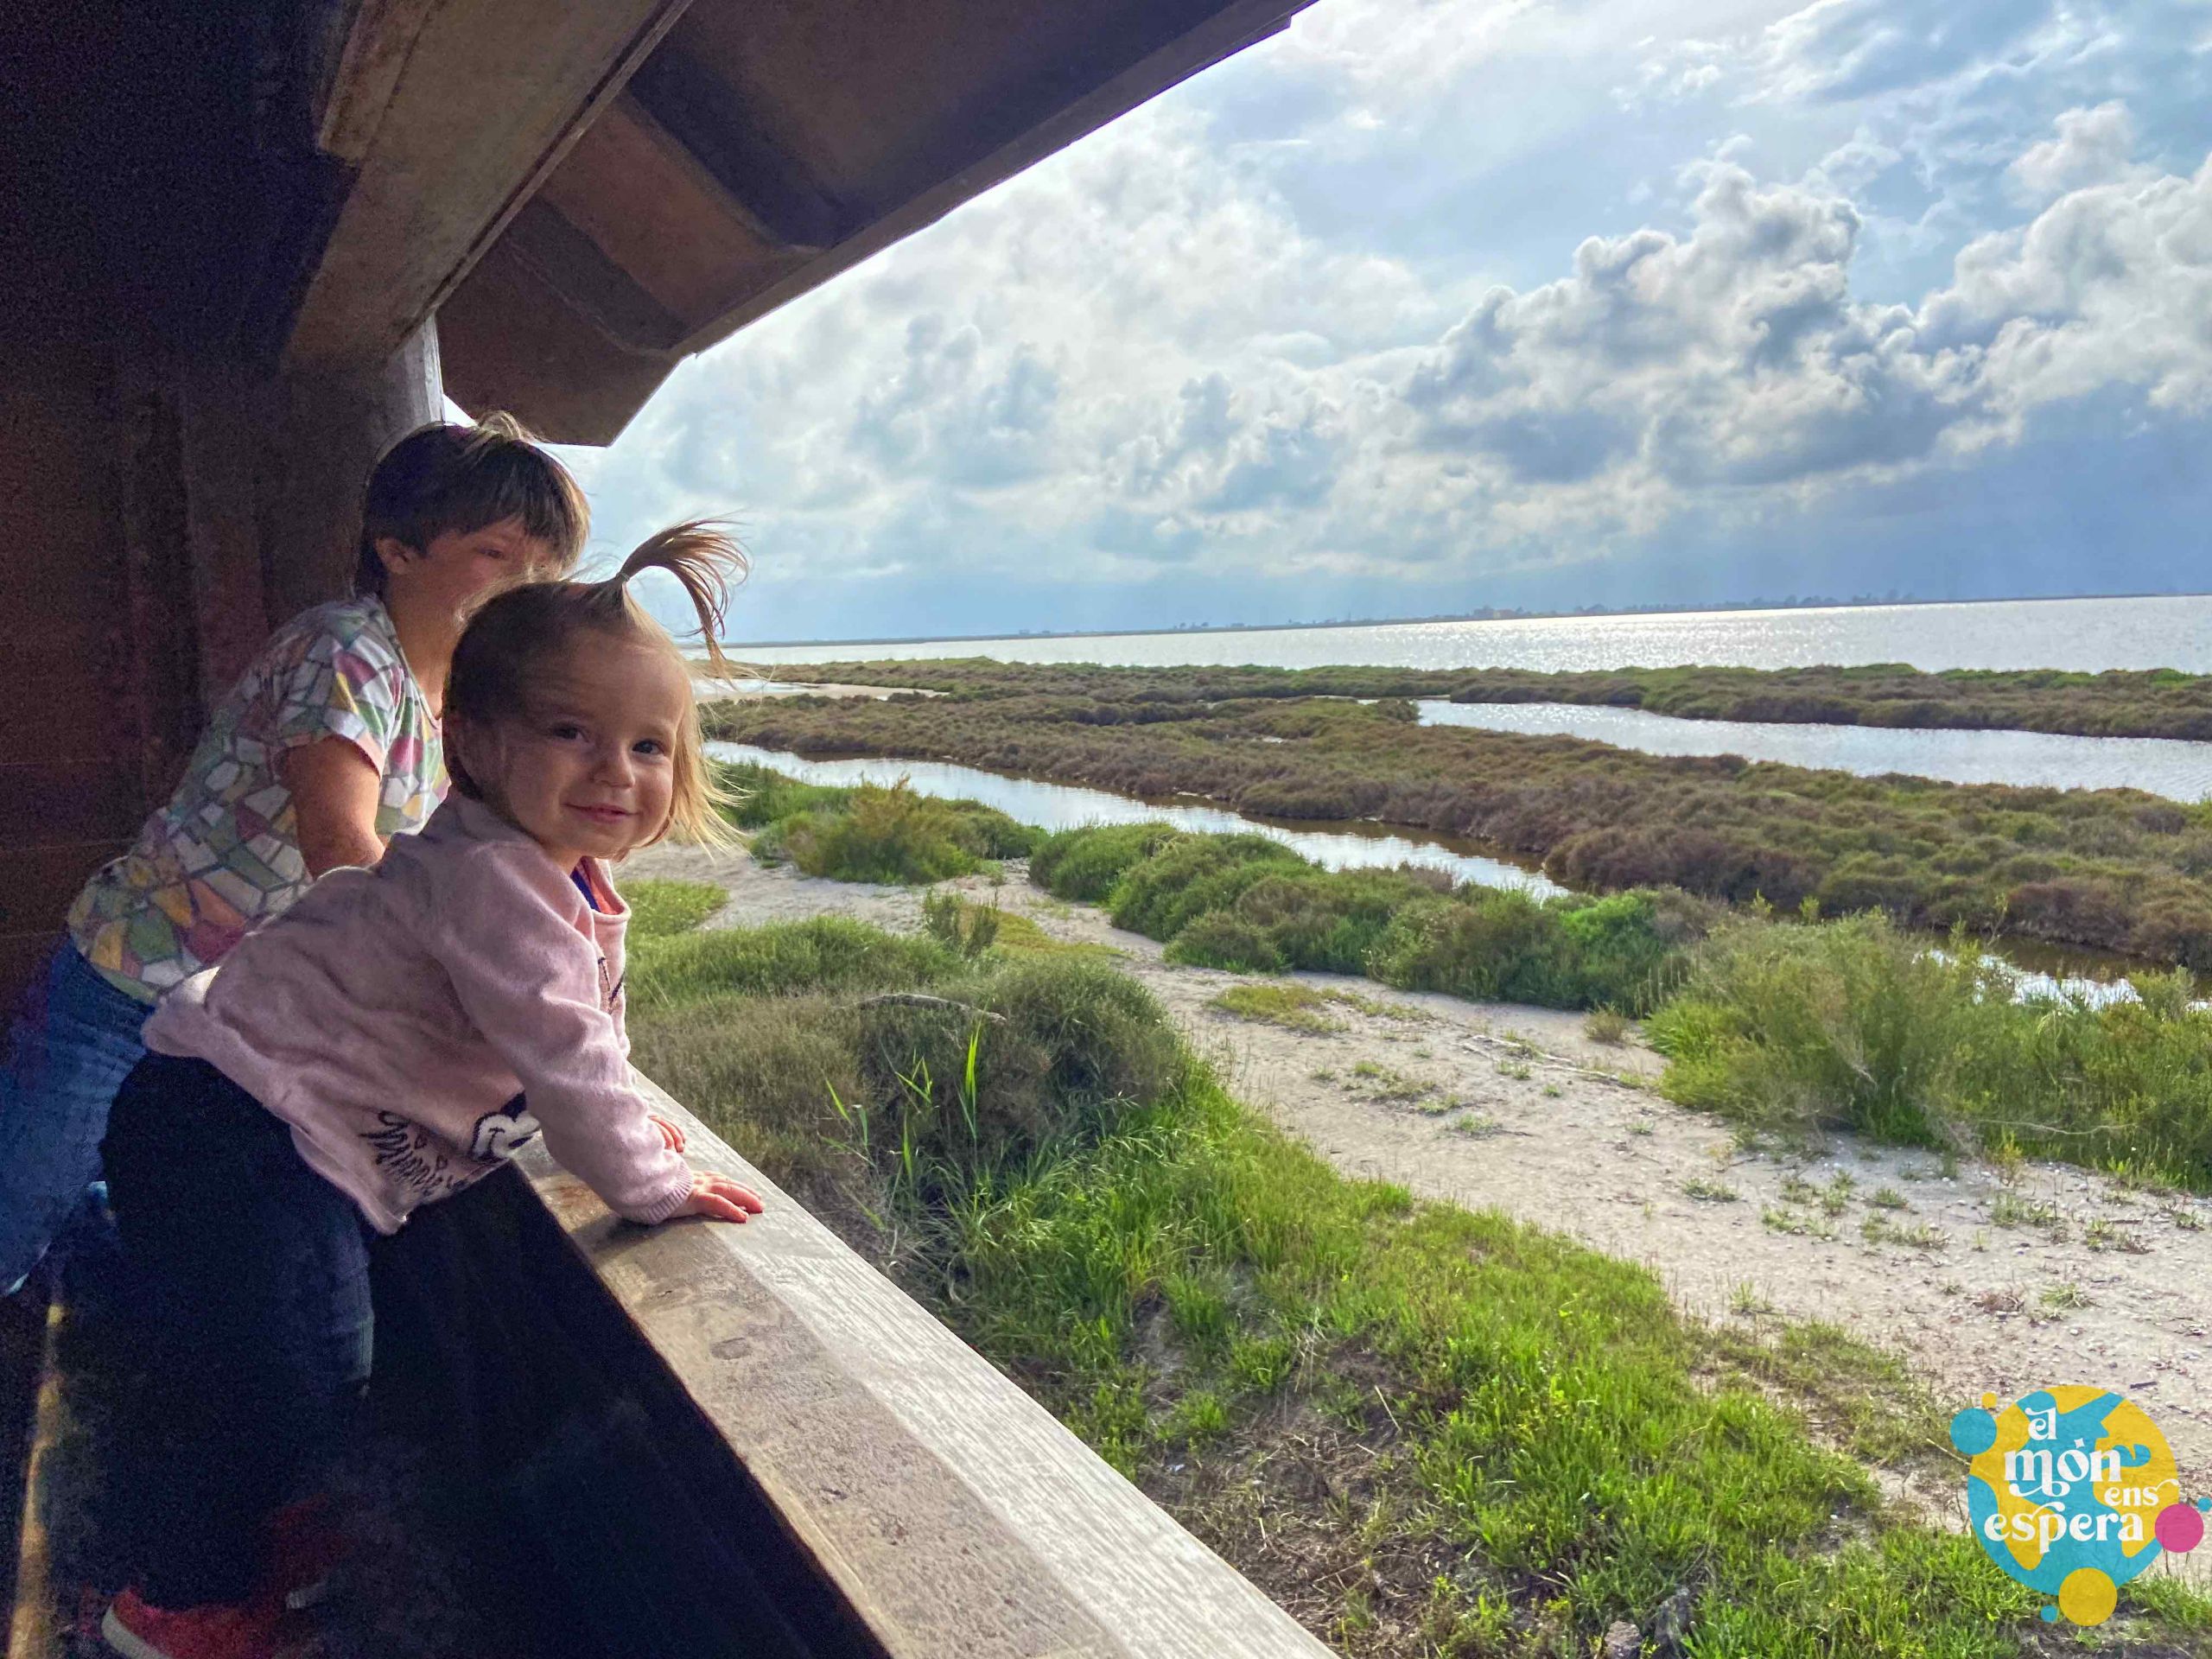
top-left (541, 0), bottom-right (2212, 645)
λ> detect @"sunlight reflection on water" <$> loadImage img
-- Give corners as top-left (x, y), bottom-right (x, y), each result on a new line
top-left (734, 595), bottom-right (2212, 675)
top-left (1414, 702), bottom-right (2212, 801)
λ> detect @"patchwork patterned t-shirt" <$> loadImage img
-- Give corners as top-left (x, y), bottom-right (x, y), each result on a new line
top-left (67, 595), bottom-right (445, 1001)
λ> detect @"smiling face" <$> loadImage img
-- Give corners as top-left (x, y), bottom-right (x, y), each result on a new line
top-left (378, 515), bottom-right (556, 623)
top-left (450, 628), bottom-right (691, 873)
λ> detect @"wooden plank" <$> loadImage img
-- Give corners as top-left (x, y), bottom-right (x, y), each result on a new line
top-left (2, 1301), bottom-right (60, 1659)
top-left (0, 638), bottom-right (126, 764)
top-left (670, 0), bottom-right (1311, 358)
top-left (0, 844), bottom-right (124, 939)
top-left (498, 200), bottom-right (688, 353)
top-left (0, 1293), bottom-right (56, 1656)
top-left (537, 94), bottom-right (813, 326)
top-left (622, 48), bottom-right (845, 251)
top-left (0, 340), bottom-right (130, 768)
top-left (283, 0), bottom-right (696, 373)
top-left (176, 361), bottom-right (275, 701)
top-left (314, 0), bottom-right (446, 164)
top-left (513, 1080), bottom-right (1332, 1659)
top-left (0, 766), bottom-right (139, 849)
top-left (435, 242), bottom-right (684, 446)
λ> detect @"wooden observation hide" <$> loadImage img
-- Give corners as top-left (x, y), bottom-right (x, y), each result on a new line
top-left (2, 3), bottom-right (1340, 1656)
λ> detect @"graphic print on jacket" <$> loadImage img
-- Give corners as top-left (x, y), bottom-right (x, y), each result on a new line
top-left (469, 1095), bottom-right (541, 1160)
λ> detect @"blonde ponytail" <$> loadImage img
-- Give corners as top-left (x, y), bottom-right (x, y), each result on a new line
top-left (601, 521), bottom-right (747, 680)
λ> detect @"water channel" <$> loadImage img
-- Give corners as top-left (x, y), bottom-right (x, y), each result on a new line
top-left (709, 741), bottom-right (2158, 1005)
top-left (1413, 702), bottom-right (2212, 801)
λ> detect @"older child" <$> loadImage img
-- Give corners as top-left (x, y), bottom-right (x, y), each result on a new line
top-left (97, 525), bottom-right (764, 1659)
top-left (0, 414), bottom-right (588, 1293)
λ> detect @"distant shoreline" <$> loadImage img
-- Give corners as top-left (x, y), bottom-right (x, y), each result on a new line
top-left (723, 590), bottom-right (2211, 653)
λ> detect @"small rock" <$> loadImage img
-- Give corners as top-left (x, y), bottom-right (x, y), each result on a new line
top-left (1604, 1618), bottom-right (1642, 1658)
top-left (1651, 1585), bottom-right (1696, 1654)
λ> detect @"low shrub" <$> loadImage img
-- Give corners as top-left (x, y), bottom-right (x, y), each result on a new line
top-left (719, 759), bottom-right (854, 827)
top-left (1366, 887), bottom-right (1699, 1014)
top-left (1107, 833), bottom-right (1307, 939)
top-left (1644, 912), bottom-right (2212, 1185)
top-left (1028, 822), bottom-right (1186, 902)
top-left (1166, 912), bottom-right (1285, 973)
top-left (628, 918), bottom-right (1184, 1220)
top-left (1645, 912), bottom-right (2005, 1147)
top-left (1367, 890), bottom-right (1577, 1007)
top-left (772, 783), bottom-right (1035, 884)
top-left (722, 761), bottom-right (1039, 885)
top-left (627, 915), bottom-right (961, 1015)
top-left (1033, 826), bottom-right (1702, 1013)
top-left (1225, 868), bottom-right (1428, 975)
top-left (922, 889), bottom-right (1001, 958)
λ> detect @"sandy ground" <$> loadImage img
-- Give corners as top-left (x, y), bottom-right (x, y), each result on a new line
top-left (629, 842), bottom-right (2212, 1535)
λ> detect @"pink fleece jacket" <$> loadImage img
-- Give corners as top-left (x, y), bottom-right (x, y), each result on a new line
top-left (142, 793), bottom-right (694, 1234)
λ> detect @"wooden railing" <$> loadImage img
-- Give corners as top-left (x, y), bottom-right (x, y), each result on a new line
top-left (397, 1080), bottom-right (1337, 1659)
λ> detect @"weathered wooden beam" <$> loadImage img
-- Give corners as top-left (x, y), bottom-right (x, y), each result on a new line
top-left (511, 1080), bottom-right (1335, 1659)
top-left (666, 0), bottom-right (1311, 358)
top-left (283, 0), bottom-right (695, 373)
top-left (623, 49), bottom-right (844, 253)
top-left (311, 0), bottom-right (444, 164)
top-left (500, 199), bottom-right (689, 353)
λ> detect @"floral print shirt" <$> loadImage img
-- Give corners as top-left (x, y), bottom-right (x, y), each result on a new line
top-left (67, 596), bottom-right (445, 1001)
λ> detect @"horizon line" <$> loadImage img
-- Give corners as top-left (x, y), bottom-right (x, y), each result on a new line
top-left (721, 588), bottom-right (2212, 652)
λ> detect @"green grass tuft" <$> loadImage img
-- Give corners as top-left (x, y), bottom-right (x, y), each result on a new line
top-left (1206, 982), bottom-right (1347, 1034)
top-left (621, 877), bottom-right (728, 940)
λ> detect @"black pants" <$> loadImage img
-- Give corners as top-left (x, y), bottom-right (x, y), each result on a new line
top-left (101, 1054), bottom-right (373, 1608)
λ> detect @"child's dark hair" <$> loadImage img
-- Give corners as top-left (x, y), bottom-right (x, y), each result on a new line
top-left (446, 523), bottom-right (747, 849)
top-left (353, 413), bottom-right (589, 597)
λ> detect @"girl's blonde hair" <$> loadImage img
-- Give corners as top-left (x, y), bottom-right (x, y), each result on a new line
top-left (446, 521), bottom-right (746, 850)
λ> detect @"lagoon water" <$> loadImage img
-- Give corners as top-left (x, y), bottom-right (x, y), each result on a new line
top-left (736, 594), bottom-right (2212, 676)
top-left (1414, 702), bottom-right (2212, 801)
top-left (709, 741), bottom-right (1561, 896)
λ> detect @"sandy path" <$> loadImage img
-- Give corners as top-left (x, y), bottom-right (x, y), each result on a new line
top-left (629, 843), bottom-right (2212, 1522)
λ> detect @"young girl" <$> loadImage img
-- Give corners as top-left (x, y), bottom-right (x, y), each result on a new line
top-left (0, 413), bottom-right (589, 1294)
top-left (95, 526), bottom-right (766, 1659)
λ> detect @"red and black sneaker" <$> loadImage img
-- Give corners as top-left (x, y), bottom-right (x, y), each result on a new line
top-left (99, 1586), bottom-right (282, 1659)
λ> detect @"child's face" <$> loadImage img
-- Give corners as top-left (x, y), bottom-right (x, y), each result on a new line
top-left (379, 515), bottom-right (557, 622)
top-left (459, 630), bottom-right (690, 871)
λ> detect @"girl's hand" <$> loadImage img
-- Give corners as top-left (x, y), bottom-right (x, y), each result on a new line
top-left (649, 1114), bottom-right (687, 1153)
top-left (680, 1170), bottom-right (765, 1224)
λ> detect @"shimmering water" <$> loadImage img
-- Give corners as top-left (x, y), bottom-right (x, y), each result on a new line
top-left (1414, 702), bottom-right (2212, 801)
top-left (735, 594), bottom-right (2212, 675)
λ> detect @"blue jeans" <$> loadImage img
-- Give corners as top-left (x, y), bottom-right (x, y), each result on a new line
top-left (103, 1053), bottom-right (374, 1607)
top-left (0, 943), bottom-right (150, 1293)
